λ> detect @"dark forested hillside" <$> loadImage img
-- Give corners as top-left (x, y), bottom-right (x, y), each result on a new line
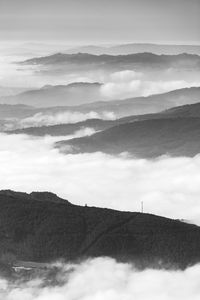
top-left (56, 117), bottom-right (200, 158)
top-left (0, 190), bottom-right (200, 270)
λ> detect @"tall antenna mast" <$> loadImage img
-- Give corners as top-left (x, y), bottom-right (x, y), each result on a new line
top-left (141, 201), bottom-right (144, 213)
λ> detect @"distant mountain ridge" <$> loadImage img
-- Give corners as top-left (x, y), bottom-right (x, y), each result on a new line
top-left (75, 87), bottom-right (200, 117)
top-left (1, 86), bottom-right (199, 115)
top-left (0, 86), bottom-right (28, 98)
top-left (21, 53), bottom-right (200, 72)
top-left (0, 104), bottom-right (35, 119)
top-left (56, 117), bottom-right (200, 158)
top-left (1, 86), bottom-right (200, 133)
top-left (64, 43), bottom-right (200, 56)
top-left (0, 82), bottom-right (103, 107)
top-left (9, 99), bottom-right (200, 137)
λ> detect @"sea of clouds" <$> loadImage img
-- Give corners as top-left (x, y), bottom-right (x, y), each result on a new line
top-left (1, 258), bottom-right (200, 300)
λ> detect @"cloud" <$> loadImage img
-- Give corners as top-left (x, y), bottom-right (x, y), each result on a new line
top-left (1, 258), bottom-right (200, 299)
top-left (4, 111), bottom-right (116, 130)
top-left (1, 133), bottom-right (200, 224)
top-left (99, 70), bottom-right (200, 99)
top-left (109, 70), bottom-right (143, 82)
top-left (20, 111), bottom-right (116, 128)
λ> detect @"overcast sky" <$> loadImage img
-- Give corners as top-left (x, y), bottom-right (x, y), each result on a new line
top-left (0, 0), bottom-right (200, 44)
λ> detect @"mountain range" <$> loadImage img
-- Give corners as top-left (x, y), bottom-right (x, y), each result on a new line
top-left (0, 86), bottom-right (28, 98)
top-left (21, 53), bottom-right (200, 72)
top-left (1, 86), bottom-right (200, 117)
top-left (10, 99), bottom-right (200, 137)
top-left (64, 43), bottom-right (200, 56)
top-left (56, 117), bottom-right (200, 158)
top-left (73, 87), bottom-right (200, 118)
top-left (0, 104), bottom-right (35, 119)
top-left (0, 82), bottom-right (103, 107)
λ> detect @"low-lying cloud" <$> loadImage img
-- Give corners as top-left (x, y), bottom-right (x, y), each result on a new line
top-left (1, 257), bottom-right (200, 300)
top-left (109, 70), bottom-right (143, 82)
top-left (101, 70), bottom-right (200, 99)
top-left (3, 111), bottom-right (116, 131)
top-left (19, 111), bottom-right (116, 128)
top-left (1, 133), bottom-right (200, 224)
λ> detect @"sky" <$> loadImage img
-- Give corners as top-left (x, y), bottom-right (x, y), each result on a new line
top-left (0, 0), bottom-right (200, 44)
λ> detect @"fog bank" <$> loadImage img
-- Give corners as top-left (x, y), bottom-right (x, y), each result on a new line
top-left (1, 258), bottom-right (200, 300)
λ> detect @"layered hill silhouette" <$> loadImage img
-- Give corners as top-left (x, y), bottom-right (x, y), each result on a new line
top-left (73, 87), bottom-right (200, 118)
top-left (56, 117), bottom-right (200, 158)
top-left (64, 43), bottom-right (200, 56)
top-left (0, 104), bottom-right (35, 119)
top-left (0, 190), bottom-right (200, 270)
top-left (9, 119), bottom-right (114, 136)
top-left (21, 53), bottom-right (200, 72)
top-left (161, 101), bottom-right (200, 118)
top-left (0, 82), bottom-right (103, 107)
top-left (1, 87), bottom-right (200, 124)
top-left (0, 86), bottom-right (27, 98)
top-left (6, 93), bottom-right (200, 138)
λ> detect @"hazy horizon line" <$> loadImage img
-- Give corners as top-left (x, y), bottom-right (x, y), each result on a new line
top-left (1, 40), bottom-right (200, 47)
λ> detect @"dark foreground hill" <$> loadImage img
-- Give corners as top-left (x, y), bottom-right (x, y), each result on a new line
top-left (0, 190), bottom-right (200, 270)
top-left (56, 117), bottom-right (200, 158)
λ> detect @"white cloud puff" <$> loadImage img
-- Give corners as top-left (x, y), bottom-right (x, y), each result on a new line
top-left (101, 77), bottom-right (200, 100)
top-left (98, 70), bottom-right (200, 100)
top-left (109, 70), bottom-right (142, 82)
top-left (3, 111), bottom-right (116, 131)
top-left (19, 111), bottom-right (116, 128)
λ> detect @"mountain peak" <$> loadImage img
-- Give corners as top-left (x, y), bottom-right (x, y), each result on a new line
top-left (0, 190), bottom-right (71, 205)
top-left (30, 191), bottom-right (71, 205)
